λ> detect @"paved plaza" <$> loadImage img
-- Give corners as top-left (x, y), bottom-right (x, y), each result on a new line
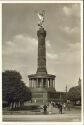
top-left (3, 114), bottom-right (81, 122)
top-left (3, 107), bottom-right (81, 122)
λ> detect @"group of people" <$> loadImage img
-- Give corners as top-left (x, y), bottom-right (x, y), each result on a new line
top-left (42, 100), bottom-right (71, 114)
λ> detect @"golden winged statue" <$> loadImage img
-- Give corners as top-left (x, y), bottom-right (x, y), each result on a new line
top-left (37, 10), bottom-right (45, 28)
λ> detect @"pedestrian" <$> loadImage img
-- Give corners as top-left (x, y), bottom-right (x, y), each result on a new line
top-left (63, 103), bottom-right (66, 110)
top-left (66, 100), bottom-right (71, 111)
top-left (43, 104), bottom-right (47, 114)
top-left (59, 103), bottom-right (63, 114)
top-left (57, 103), bottom-right (63, 114)
top-left (48, 102), bottom-right (52, 114)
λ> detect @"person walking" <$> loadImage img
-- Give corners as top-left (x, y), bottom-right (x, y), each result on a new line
top-left (57, 102), bottom-right (63, 114)
top-left (48, 102), bottom-right (52, 114)
top-left (43, 104), bottom-right (47, 114)
top-left (59, 103), bottom-right (63, 114)
top-left (63, 103), bottom-right (66, 111)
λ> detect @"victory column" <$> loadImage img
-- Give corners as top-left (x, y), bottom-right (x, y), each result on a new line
top-left (28, 11), bottom-right (56, 104)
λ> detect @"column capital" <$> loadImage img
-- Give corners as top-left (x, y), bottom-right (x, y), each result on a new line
top-left (37, 28), bottom-right (46, 37)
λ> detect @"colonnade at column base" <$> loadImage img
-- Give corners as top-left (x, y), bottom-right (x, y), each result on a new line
top-left (28, 73), bottom-right (56, 104)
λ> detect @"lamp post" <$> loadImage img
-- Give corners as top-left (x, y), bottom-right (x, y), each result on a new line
top-left (66, 85), bottom-right (67, 102)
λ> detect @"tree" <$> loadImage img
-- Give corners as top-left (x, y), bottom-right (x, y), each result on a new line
top-left (2, 70), bottom-right (31, 108)
top-left (67, 85), bottom-right (81, 105)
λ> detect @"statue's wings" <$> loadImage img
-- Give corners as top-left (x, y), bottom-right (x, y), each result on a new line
top-left (36, 10), bottom-right (45, 27)
top-left (37, 10), bottom-right (45, 22)
top-left (37, 12), bottom-right (44, 22)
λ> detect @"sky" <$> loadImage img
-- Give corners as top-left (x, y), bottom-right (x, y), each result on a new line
top-left (2, 3), bottom-right (81, 92)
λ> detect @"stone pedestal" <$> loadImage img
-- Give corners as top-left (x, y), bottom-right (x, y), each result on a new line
top-left (28, 74), bottom-right (56, 103)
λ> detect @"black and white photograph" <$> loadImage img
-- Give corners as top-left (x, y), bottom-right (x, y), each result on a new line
top-left (1, 0), bottom-right (83, 124)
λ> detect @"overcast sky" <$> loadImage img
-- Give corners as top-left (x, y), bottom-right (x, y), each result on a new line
top-left (2, 3), bottom-right (81, 91)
